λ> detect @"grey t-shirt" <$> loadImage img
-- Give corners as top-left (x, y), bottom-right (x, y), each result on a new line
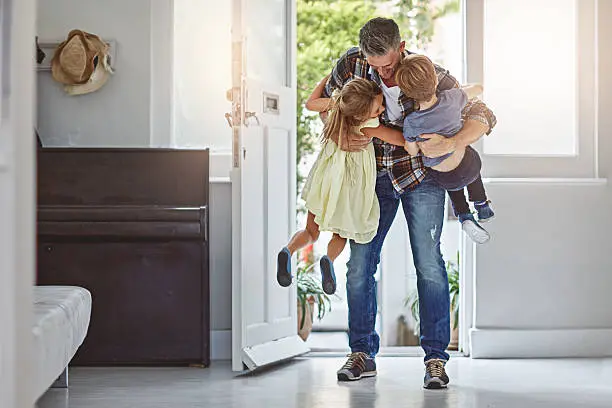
top-left (402, 88), bottom-right (467, 167)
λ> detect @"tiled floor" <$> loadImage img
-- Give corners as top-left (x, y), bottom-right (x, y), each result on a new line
top-left (37, 356), bottom-right (612, 408)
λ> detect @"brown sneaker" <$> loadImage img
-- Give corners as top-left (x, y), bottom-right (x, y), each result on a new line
top-left (336, 352), bottom-right (377, 381)
top-left (424, 359), bottom-right (449, 389)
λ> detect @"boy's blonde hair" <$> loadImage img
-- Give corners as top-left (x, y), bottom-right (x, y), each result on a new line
top-left (395, 54), bottom-right (437, 103)
top-left (323, 78), bottom-right (381, 145)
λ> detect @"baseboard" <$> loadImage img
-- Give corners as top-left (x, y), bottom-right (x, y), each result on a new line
top-left (211, 330), bottom-right (232, 360)
top-left (470, 328), bottom-right (612, 358)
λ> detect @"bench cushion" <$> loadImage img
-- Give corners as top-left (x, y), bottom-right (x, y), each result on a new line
top-left (33, 285), bottom-right (91, 400)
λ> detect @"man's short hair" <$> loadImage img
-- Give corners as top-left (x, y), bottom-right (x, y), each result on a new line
top-left (359, 17), bottom-right (402, 57)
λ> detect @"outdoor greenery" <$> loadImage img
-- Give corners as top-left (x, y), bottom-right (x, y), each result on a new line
top-left (296, 0), bottom-right (459, 191)
top-left (297, 0), bottom-right (377, 186)
top-left (393, 0), bottom-right (460, 50)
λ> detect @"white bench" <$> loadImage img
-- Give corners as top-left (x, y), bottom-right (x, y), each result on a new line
top-left (32, 286), bottom-right (92, 401)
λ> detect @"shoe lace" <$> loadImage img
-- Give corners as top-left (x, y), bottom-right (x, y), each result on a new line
top-left (426, 359), bottom-right (446, 378)
top-left (342, 352), bottom-right (368, 371)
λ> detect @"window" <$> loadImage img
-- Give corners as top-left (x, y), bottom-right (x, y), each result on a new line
top-left (466, 0), bottom-right (598, 178)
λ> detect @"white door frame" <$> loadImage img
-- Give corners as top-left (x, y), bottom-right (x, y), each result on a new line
top-left (0, 0), bottom-right (36, 406)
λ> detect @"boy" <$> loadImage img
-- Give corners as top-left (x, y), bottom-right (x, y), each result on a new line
top-left (396, 54), bottom-right (495, 243)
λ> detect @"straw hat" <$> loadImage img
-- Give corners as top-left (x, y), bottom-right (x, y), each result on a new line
top-left (51, 30), bottom-right (114, 95)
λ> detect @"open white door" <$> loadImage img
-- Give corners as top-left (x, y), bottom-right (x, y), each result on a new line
top-left (229, 0), bottom-right (307, 371)
top-left (0, 0), bottom-right (36, 405)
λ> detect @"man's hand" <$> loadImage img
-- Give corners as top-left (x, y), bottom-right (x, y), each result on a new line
top-left (417, 133), bottom-right (456, 158)
top-left (404, 140), bottom-right (420, 156)
top-left (319, 110), bottom-right (370, 151)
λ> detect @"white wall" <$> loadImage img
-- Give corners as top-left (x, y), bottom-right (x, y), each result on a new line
top-left (172, 0), bottom-right (234, 339)
top-left (209, 180), bottom-right (232, 360)
top-left (36, 0), bottom-right (232, 149)
top-left (0, 0), bottom-right (36, 406)
top-left (172, 0), bottom-right (234, 359)
top-left (36, 0), bottom-right (173, 147)
top-left (210, 182), bottom-right (232, 332)
top-left (35, 0), bottom-right (234, 359)
top-left (469, 1), bottom-right (612, 358)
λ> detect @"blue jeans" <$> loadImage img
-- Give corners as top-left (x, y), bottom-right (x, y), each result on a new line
top-left (346, 173), bottom-right (450, 362)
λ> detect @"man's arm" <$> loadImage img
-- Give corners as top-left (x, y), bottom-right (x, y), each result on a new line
top-left (434, 63), bottom-right (460, 92)
top-left (460, 98), bottom-right (497, 142)
top-left (462, 83), bottom-right (483, 100)
top-left (418, 99), bottom-right (497, 158)
top-left (404, 141), bottom-right (420, 156)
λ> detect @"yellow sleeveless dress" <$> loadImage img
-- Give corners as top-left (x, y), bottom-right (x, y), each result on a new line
top-left (301, 118), bottom-right (380, 244)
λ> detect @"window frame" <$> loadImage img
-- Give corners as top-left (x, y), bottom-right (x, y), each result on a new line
top-left (465, 0), bottom-right (599, 179)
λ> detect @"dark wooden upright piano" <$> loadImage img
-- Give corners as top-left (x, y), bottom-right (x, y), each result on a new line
top-left (36, 148), bottom-right (210, 366)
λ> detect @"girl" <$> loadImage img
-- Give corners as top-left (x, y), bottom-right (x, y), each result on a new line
top-left (277, 77), bottom-right (405, 295)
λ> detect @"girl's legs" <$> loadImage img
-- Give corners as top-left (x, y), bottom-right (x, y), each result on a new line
top-left (287, 212), bottom-right (320, 255)
top-left (277, 212), bottom-right (320, 287)
top-left (327, 233), bottom-right (347, 261)
top-left (320, 233), bottom-right (346, 295)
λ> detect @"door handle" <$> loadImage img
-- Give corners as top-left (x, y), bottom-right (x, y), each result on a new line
top-left (224, 112), bottom-right (233, 128)
top-left (244, 112), bottom-right (261, 127)
top-left (225, 111), bottom-right (260, 128)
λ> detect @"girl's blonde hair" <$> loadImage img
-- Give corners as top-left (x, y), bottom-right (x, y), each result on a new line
top-left (322, 78), bottom-right (382, 145)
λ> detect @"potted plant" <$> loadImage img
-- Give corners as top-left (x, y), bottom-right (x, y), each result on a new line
top-left (296, 260), bottom-right (332, 341)
top-left (404, 251), bottom-right (460, 350)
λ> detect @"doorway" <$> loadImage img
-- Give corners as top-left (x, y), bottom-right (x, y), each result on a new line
top-left (298, 0), bottom-right (467, 355)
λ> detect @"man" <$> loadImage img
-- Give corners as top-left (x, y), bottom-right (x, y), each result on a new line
top-left (324, 17), bottom-right (496, 389)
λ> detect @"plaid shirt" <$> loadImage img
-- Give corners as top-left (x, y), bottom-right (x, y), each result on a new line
top-left (323, 47), bottom-right (497, 193)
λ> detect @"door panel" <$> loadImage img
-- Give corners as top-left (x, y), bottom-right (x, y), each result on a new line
top-left (231, 0), bottom-right (306, 371)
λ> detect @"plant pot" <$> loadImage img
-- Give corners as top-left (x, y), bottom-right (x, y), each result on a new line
top-left (297, 297), bottom-right (315, 341)
top-left (396, 315), bottom-right (420, 346)
top-left (448, 312), bottom-right (459, 351)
